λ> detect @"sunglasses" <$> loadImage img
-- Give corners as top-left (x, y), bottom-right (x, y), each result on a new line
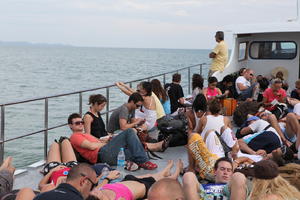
top-left (73, 121), bottom-right (84, 125)
top-left (135, 104), bottom-right (142, 108)
top-left (80, 173), bottom-right (98, 190)
top-left (250, 73), bottom-right (254, 76)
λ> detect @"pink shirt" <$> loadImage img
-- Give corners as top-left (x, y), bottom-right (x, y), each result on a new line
top-left (206, 87), bottom-right (219, 101)
top-left (263, 88), bottom-right (286, 111)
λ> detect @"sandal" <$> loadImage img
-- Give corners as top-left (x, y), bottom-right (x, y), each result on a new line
top-left (124, 161), bottom-right (139, 172)
top-left (138, 161), bottom-right (157, 170)
top-left (160, 135), bottom-right (172, 152)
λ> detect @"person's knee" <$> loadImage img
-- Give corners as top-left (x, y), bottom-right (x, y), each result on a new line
top-left (286, 112), bottom-right (296, 120)
top-left (231, 172), bottom-right (246, 186)
top-left (183, 172), bottom-right (198, 187)
top-left (49, 142), bottom-right (59, 150)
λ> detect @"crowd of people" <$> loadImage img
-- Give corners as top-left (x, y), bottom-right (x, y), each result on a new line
top-left (1, 45), bottom-right (300, 199)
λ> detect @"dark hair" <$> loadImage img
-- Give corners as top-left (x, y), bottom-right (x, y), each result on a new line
top-left (192, 94), bottom-right (207, 113)
top-left (192, 74), bottom-right (204, 90)
top-left (222, 75), bottom-right (234, 83)
top-left (68, 113), bottom-right (82, 124)
top-left (208, 99), bottom-right (221, 114)
top-left (208, 76), bottom-right (218, 84)
top-left (140, 81), bottom-right (152, 96)
top-left (151, 79), bottom-right (168, 103)
top-left (214, 157), bottom-right (232, 170)
top-left (67, 163), bottom-right (94, 181)
top-left (88, 94), bottom-right (107, 105)
top-left (172, 73), bottom-right (181, 82)
top-left (215, 31), bottom-right (224, 41)
top-left (239, 67), bottom-right (246, 76)
top-left (258, 77), bottom-right (269, 91)
top-left (128, 92), bottom-right (144, 103)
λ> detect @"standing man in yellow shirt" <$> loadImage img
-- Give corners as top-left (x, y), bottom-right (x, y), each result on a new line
top-left (208, 31), bottom-right (228, 78)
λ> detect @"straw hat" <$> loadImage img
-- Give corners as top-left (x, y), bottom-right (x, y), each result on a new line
top-left (271, 66), bottom-right (288, 80)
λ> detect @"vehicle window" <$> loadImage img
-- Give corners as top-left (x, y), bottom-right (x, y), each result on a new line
top-left (250, 41), bottom-right (297, 59)
top-left (238, 42), bottom-right (247, 61)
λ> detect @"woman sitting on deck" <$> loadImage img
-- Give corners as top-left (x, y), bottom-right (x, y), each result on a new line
top-left (83, 94), bottom-right (108, 138)
top-left (116, 81), bottom-right (165, 131)
top-left (150, 79), bottom-right (171, 115)
top-left (203, 77), bottom-right (226, 101)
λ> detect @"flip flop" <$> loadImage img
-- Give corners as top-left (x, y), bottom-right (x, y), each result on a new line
top-left (124, 161), bottom-right (139, 172)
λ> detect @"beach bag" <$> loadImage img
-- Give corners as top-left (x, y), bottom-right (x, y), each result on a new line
top-left (204, 131), bottom-right (231, 157)
top-left (157, 113), bottom-right (188, 147)
top-left (221, 98), bottom-right (237, 116)
top-left (279, 163), bottom-right (300, 190)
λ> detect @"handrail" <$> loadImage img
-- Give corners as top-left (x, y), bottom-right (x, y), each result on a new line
top-left (0, 63), bottom-right (207, 164)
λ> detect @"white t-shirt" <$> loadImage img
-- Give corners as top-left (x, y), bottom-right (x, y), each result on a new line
top-left (235, 76), bottom-right (250, 94)
top-left (204, 128), bottom-right (236, 158)
top-left (293, 102), bottom-right (300, 116)
top-left (247, 119), bottom-right (282, 143)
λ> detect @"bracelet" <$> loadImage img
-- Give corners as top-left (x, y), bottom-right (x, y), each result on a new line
top-left (104, 177), bottom-right (111, 183)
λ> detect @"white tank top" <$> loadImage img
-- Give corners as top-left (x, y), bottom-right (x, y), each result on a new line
top-left (201, 115), bottom-right (224, 138)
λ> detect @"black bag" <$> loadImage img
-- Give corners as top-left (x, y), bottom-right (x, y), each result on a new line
top-left (157, 113), bottom-right (188, 147)
top-left (271, 104), bottom-right (288, 120)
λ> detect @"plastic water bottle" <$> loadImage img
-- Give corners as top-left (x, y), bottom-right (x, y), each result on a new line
top-left (101, 166), bottom-right (110, 178)
top-left (117, 148), bottom-right (125, 178)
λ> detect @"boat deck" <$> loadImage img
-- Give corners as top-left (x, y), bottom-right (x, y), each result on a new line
top-left (13, 146), bottom-right (188, 190)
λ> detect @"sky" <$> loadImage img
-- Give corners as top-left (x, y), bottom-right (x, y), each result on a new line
top-left (0, 0), bottom-right (297, 49)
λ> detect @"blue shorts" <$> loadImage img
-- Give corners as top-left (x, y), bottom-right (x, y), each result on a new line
top-left (247, 131), bottom-right (281, 154)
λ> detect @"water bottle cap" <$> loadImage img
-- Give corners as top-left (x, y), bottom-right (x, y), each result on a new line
top-left (120, 147), bottom-right (124, 150)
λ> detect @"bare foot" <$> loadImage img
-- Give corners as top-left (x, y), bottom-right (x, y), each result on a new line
top-left (162, 160), bottom-right (174, 177)
top-left (0, 157), bottom-right (15, 174)
top-left (169, 159), bottom-right (183, 179)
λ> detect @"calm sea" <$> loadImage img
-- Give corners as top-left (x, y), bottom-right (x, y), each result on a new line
top-left (0, 46), bottom-right (211, 167)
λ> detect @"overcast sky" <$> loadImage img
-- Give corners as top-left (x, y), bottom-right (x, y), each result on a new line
top-left (0, 0), bottom-right (297, 49)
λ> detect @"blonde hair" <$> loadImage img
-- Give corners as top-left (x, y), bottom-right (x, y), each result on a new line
top-left (249, 175), bottom-right (300, 200)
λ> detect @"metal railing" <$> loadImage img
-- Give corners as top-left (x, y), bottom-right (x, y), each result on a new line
top-left (0, 63), bottom-right (207, 164)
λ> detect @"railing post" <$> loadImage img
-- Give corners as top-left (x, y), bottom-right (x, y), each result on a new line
top-left (0, 106), bottom-right (5, 164)
top-left (129, 82), bottom-right (132, 89)
top-left (44, 98), bottom-right (48, 161)
top-left (200, 64), bottom-right (203, 76)
top-left (106, 88), bottom-right (110, 127)
top-left (163, 74), bottom-right (166, 86)
top-left (79, 92), bottom-right (82, 115)
top-left (188, 67), bottom-right (191, 94)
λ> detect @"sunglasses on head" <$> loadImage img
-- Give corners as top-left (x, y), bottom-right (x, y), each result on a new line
top-left (73, 121), bottom-right (84, 125)
top-left (80, 173), bottom-right (98, 190)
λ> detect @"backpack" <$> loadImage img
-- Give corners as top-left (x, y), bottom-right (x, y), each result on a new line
top-left (204, 130), bottom-right (231, 157)
top-left (157, 113), bottom-right (188, 147)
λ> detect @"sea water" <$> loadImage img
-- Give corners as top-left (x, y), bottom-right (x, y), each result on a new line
top-left (0, 46), bottom-right (211, 168)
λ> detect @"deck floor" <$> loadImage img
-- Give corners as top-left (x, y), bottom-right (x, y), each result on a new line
top-left (13, 146), bottom-right (188, 190)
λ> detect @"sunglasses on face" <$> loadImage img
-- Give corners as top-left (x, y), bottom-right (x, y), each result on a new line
top-left (135, 104), bottom-right (142, 108)
top-left (250, 73), bottom-right (254, 77)
top-left (73, 121), bottom-right (84, 125)
top-left (80, 173), bottom-right (98, 191)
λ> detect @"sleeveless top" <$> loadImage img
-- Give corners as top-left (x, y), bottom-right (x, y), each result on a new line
top-left (152, 92), bottom-right (166, 119)
top-left (160, 98), bottom-right (171, 115)
top-left (85, 111), bottom-right (107, 138)
top-left (135, 97), bottom-right (157, 130)
top-left (201, 115), bottom-right (224, 138)
top-left (206, 87), bottom-right (219, 101)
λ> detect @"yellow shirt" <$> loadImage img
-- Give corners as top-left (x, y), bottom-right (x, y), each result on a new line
top-left (152, 92), bottom-right (165, 119)
top-left (210, 40), bottom-right (228, 72)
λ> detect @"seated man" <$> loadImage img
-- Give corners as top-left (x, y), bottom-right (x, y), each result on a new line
top-left (238, 116), bottom-right (282, 156)
top-left (262, 78), bottom-right (287, 117)
top-left (235, 68), bottom-right (257, 101)
top-left (34, 163), bottom-right (98, 200)
top-left (183, 157), bottom-right (233, 200)
top-left (68, 113), bottom-right (157, 170)
top-left (107, 93), bottom-right (168, 152)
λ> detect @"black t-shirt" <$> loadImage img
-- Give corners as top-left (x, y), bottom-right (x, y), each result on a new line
top-left (33, 183), bottom-right (83, 200)
top-left (165, 83), bottom-right (184, 113)
top-left (85, 111), bottom-right (107, 138)
top-left (291, 89), bottom-right (300, 100)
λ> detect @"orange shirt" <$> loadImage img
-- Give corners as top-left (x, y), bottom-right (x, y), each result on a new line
top-left (70, 132), bottom-right (100, 164)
